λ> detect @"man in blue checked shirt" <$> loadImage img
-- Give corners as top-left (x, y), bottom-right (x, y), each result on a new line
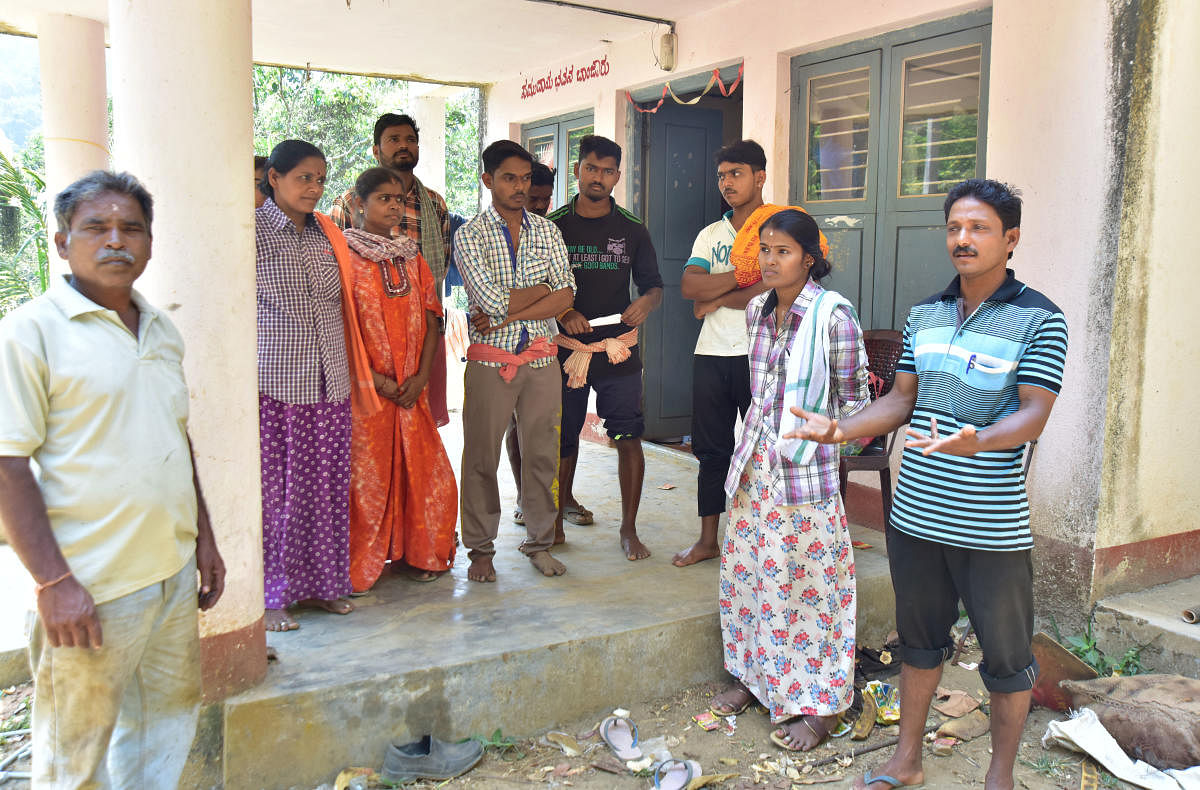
top-left (788, 179), bottom-right (1067, 790)
top-left (456, 140), bottom-right (576, 584)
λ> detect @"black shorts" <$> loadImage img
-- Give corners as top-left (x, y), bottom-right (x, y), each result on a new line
top-left (559, 371), bottom-right (644, 457)
top-left (886, 527), bottom-right (1038, 693)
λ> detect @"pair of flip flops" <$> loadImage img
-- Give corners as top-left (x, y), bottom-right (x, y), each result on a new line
top-left (653, 758), bottom-right (703, 789)
top-left (601, 716), bottom-right (704, 790)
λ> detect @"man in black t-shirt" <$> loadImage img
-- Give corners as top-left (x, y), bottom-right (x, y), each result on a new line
top-left (546, 134), bottom-right (663, 561)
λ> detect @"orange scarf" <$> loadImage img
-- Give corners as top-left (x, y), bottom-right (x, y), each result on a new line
top-left (554, 329), bottom-right (638, 388)
top-left (314, 211), bottom-right (383, 417)
top-left (730, 204), bottom-right (831, 288)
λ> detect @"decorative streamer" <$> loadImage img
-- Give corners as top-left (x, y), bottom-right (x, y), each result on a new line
top-left (626, 62), bottom-right (744, 113)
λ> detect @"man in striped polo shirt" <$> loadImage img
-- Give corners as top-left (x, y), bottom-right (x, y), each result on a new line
top-left (789, 179), bottom-right (1067, 790)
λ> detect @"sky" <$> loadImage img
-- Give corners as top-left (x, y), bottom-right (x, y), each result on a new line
top-left (0, 35), bottom-right (42, 154)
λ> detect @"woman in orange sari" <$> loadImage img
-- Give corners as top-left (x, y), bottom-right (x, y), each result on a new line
top-left (343, 167), bottom-right (457, 589)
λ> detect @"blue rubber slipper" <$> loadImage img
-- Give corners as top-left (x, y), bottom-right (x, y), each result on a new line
top-left (654, 758), bottom-right (702, 789)
top-left (600, 715), bottom-right (642, 761)
top-left (861, 771), bottom-right (924, 789)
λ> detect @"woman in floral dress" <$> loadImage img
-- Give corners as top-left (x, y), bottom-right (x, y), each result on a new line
top-left (710, 209), bottom-right (870, 751)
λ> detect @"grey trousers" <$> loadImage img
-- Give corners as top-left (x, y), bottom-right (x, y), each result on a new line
top-left (28, 556), bottom-right (201, 789)
top-left (460, 360), bottom-right (562, 559)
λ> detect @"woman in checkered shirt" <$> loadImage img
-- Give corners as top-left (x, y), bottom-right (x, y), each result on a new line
top-left (255, 140), bottom-right (356, 632)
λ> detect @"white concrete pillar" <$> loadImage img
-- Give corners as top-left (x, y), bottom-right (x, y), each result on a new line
top-left (741, 51), bottom-right (790, 204)
top-left (414, 94), bottom-right (447, 196)
top-left (107, 0), bottom-right (264, 699)
top-left (36, 13), bottom-right (109, 272)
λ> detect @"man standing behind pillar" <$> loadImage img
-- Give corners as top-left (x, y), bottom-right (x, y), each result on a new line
top-left (457, 140), bottom-right (575, 583)
top-left (0, 171), bottom-right (225, 787)
top-left (672, 140), bottom-right (772, 567)
top-left (547, 134), bottom-right (662, 560)
top-left (331, 112), bottom-right (452, 424)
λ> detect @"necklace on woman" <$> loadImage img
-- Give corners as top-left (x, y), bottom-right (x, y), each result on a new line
top-left (378, 257), bottom-right (411, 297)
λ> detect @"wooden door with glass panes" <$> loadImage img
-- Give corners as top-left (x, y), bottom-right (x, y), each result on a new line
top-left (791, 19), bottom-right (990, 330)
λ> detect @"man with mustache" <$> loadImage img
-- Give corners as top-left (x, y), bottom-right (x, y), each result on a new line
top-left (546, 134), bottom-right (663, 561)
top-left (673, 140), bottom-right (772, 568)
top-left (787, 179), bottom-right (1068, 790)
top-left (0, 171), bottom-right (225, 786)
top-left (331, 113), bottom-right (453, 426)
top-left (456, 140), bottom-right (575, 583)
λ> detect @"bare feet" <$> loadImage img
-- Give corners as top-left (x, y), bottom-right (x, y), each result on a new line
top-left (265, 608), bottom-right (298, 632)
top-left (468, 556), bottom-right (497, 583)
top-left (854, 758), bottom-right (925, 789)
top-left (554, 519), bottom-right (566, 545)
top-left (772, 714), bottom-right (835, 752)
top-left (297, 597), bottom-right (354, 615)
top-left (672, 541), bottom-right (719, 567)
top-left (528, 550), bottom-right (566, 576)
top-left (621, 532), bottom-right (651, 561)
top-left (709, 682), bottom-right (755, 716)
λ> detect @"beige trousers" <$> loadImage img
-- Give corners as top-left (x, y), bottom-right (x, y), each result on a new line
top-left (460, 360), bottom-right (561, 559)
top-left (28, 556), bottom-right (201, 790)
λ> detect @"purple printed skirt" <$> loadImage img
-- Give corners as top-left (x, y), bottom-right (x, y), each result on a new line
top-left (259, 393), bottom-right (353, 609)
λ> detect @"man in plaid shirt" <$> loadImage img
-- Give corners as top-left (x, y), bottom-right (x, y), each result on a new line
top-left (328, 113), bottom-right (450, 276)
top-left (456, 140), bottom-right (575, 583)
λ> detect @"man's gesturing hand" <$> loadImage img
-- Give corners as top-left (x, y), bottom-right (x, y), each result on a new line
top-left (39, 577), bottom-right (102, 648)
top-left (781, 407), bottom-right (844, 444)
top-left (904, 417), bottom-right (981, 457)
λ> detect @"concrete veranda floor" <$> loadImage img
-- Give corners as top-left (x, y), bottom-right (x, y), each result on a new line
top-left (0, 408), bottom-right (896, 790)
top-left (200, 419), bottom-right (896, 789)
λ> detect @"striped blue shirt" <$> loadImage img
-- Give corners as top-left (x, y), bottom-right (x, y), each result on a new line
top-left (890, 270), bottom-right (1068, 551)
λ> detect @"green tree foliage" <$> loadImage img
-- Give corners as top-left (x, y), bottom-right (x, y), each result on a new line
top-left (0, 144), bottom-right (49, 317)
top-left (252, 66), bottom-right (480, 216)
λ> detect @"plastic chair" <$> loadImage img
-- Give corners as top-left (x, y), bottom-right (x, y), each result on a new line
top-left (839, 329), bottom-right (904, 530)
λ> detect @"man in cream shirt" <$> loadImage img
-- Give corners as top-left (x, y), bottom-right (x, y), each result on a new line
top-left (0, 171), bottom-right (224, 788)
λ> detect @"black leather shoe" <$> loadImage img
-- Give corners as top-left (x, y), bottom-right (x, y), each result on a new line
top-left (381, 735), bottom-right (483, 782)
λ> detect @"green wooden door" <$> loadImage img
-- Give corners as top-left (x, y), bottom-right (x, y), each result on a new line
top-left (641, 102), bottom-right (725, 440)
top-left (790, 14), bottom-right (991, 330)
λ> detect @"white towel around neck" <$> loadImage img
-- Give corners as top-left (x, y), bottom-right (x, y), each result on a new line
top-left (775, 290), bottom-right (853, 465)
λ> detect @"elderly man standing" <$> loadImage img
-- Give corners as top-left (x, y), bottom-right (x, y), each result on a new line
top-left (0, 171), bottom-right (224, 788)
top-left (331, 112), bottom-right (453, 423)
top-left (456, 140), bottom-right (575, 583)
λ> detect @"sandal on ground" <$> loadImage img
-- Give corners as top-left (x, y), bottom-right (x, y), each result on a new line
top-left (512, 507), bottom-right (525, 525)
top-left (851, 691), bottom-right (878, 740)
top-left (859, 771), bottom-right (925, 789)
top-left (654, 758), bottom-right (702, 789)
top-left (770, 714), bottom-right (833, 752)
top-left (406, 568), bottom-right (445, 583)
top-left (563, 503), bottom-right (594, 526)
top-left (709, 685), bottom-right (755, 717)
top-left (599, 715), bottom-right (642, 760)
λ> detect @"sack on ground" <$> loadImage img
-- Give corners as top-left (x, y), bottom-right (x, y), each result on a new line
top-left (1061, 674), bottom-right (1200, 770)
